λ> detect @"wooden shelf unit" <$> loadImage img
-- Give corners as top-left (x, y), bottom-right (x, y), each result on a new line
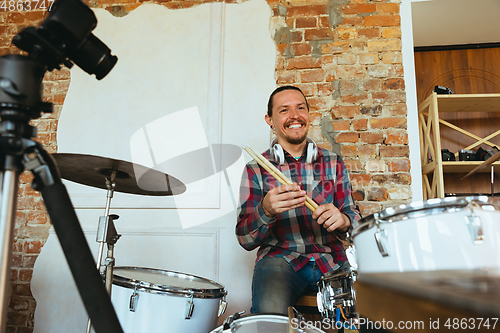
top-left (418, 93), bottom-right (500, 199)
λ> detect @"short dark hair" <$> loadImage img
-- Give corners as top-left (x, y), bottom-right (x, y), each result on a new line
top-left (267, 86), bottom-right (309, 116)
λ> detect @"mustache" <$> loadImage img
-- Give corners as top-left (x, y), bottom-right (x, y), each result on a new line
top-left (284, 119), bottom-right (306, 127)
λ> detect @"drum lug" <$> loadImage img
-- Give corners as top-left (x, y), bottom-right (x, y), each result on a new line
top-left (374, 227), bottom-right (389, 257)
top-left (218, 295), bottom-right (227, 317)
top-left (316, 291), bottom-right (324, 314)
top-left (222, 311), bottom-right (245, 331)
top-left (465, 214), bottom-right (484, 244)
top-left (129, 285), bottom-right (140, 312)
top-left (185, 294), bottom-right (194, 319)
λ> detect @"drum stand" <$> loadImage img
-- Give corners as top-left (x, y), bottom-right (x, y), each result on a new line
top-left (86, 172), bottom-right (122, 333)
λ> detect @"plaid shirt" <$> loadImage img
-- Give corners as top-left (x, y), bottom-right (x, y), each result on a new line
top-left (236, 147), bottom-right (361, 274)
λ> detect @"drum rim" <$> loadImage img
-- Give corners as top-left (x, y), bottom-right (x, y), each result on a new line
top-left (211, 314), bottom-right (326, 332)
top-left (352, 195), bottom-right (499, 238)
top-left (320, 266), bottom-right (357, 281)
top-left (112, 266), bottom-right (226, 299)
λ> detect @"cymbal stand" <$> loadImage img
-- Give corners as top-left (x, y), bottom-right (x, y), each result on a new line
top-left (86, 171), bottom-right (122, 333)
top-left (491, 166), bottom-right (495, 197)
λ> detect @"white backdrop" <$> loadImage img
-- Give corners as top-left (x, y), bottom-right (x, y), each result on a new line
top-left (31, 1), bottom-right (276, 331)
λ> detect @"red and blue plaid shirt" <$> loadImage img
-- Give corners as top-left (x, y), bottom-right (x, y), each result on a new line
top-left (236, 147), bottom-right (361, 274)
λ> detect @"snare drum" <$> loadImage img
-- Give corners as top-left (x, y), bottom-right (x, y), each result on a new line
top-left (317, 267), bottom-right (357, 322)
top-left (352, 196), bottom-right (500, 273)
top-left (111, 267), bottom-right (227, 333)
top-left (210, 314), bottom-right (326, 333)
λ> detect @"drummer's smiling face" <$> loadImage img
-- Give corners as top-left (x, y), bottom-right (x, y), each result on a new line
top-left (265, 89), bottom-right (310, 151)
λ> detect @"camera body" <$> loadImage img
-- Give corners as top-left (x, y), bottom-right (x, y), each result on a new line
top-left (459, 149), bottom-right (476, 161)
top-left (441, 149), bottom-right (456, 161)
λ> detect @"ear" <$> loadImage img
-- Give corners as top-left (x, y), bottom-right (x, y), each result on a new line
top-left (265, 114), bottom-right (273, 128)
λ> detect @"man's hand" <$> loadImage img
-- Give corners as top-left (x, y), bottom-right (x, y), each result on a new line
top-left (262, 183), bottom-right (306, 217)
top-left (312, 203), bottom-right (350, 233)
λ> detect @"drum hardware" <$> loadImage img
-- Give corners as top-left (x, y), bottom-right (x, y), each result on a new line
top-left (465, 203), bottom-right (484, 245)
top-left (128, 284), bottom-right (140, 312)
top-left (112, 266), bottom-right (227, 332)
top-left (222, 311), bottom-right (245, 331)
top-left (218, 296), bottom-right (228, 317)
top-left (51, 153), bottom-right (186, 333)
top-left (374, 215), bottom-right (389, 257)
top-left (317, 267), bottom-right (358, 331)
top-left (185, 293), bottom-right (195, 319)
top-left (353, 196), bottom-right (500, 273)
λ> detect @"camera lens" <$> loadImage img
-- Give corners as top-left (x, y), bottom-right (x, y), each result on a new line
top-left (70, 34), bottom-right (118, 80)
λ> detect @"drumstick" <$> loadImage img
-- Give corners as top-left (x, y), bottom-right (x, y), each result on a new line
top-left (245, 146), bottom-right (319, 211)
top-left (242, 145), bottom-right (318, 212)
top-left (245, 145), bottom-right (319, 212)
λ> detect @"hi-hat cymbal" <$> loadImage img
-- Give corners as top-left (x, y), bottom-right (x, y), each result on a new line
top-left (52, 153), bottom-right (186, 196)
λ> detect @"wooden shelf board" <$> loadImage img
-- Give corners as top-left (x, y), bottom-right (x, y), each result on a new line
top-left (442, 161), bottom-right (500, 173)
top-left (436, 93), bottom-right (500, 113)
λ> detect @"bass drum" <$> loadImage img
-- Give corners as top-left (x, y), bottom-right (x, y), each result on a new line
top-left (111, 267), bottom-right (227, 333)
top-left (352, 196), bottom-right (500, 273)
top-left (210, 314), bottom-right (326, 333)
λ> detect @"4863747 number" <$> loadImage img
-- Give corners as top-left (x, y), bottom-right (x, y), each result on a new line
top-left (0, 0), bottom-right (54, 11)
top-left (444, 318), bottom-right (498, 330)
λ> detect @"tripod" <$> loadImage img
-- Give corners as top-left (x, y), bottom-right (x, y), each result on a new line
top-left (0, 0), bottom-right (122, 331)
top-left (0, 119), bottom-right (123, 333)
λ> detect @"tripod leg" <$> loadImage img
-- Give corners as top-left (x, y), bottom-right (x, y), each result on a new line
top-left (0, 170), bottom-right (20, 333)
top-left (40, 182), bottom-right (123, 333)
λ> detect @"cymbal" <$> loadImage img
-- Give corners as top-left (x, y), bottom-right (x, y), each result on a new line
top-left (52, 153), bottom-right (186, 196)
top-left (462, 150), bottom-right (500, 180)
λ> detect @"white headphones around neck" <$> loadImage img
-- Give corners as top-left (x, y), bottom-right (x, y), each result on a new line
top-left (269, 137), bottom-right (318, 165)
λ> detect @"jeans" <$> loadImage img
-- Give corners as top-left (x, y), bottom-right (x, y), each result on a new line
top-left (250, 256), bottom-right (326, 315)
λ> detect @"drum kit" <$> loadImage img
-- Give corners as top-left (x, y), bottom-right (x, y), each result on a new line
top-left (49, 151), bottom-right (500, 333)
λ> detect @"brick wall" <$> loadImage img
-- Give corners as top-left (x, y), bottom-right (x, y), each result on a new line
top-left (1, 0), bottom-right (408, 331)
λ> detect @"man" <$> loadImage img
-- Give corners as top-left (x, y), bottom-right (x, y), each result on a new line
top-left (236, 85), bottom-right (361, 315)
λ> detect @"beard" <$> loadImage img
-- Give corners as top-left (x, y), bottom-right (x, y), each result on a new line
top-left (285, 131), bottom-right (307, 145)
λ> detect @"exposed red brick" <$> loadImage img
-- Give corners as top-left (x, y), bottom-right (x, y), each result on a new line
top-left (341, 93), bottom-right (369, 104)
top-left (359, 145), bottom-right (377, 159)
top-left (376, 3), bottom-right (399, 14)
top-left (295, 17), bottom-right (317, 28)
top-left (383, 78), bottom-right (405, 90)
top-left (300, 69), bottom-right (325, 83)
top-left (353, 119), bottom-right (368, 131)
top-left (342, 3), bottom-right (376, 14)
top-left (352, 190), bottom-right (365, 201)
top-left (343, 159), bottom-right (362, 172)
top-left (351, 174), bottom-right (371, 187)
top-left (332, 105), bottom-right (359, 119)
top-left (277, 71), bottom-right (297, 84)
top-left (370, 117), bottom-right (407, 129)
top-left (379, 145), bottom-right (410, 158)
top-left (360, 132), bottom-right (384, 144)
top-left (367, 187), bottom-right (389, 201)
top-left (341, 16), bottom-right (363, 26)
top-left (287, 5), bottom-right (328, 17)
top-left (291, 43), bottom-right (312, 56)
top-left (305, 28), bottom-right (334, 41)
top-left (286, 57), bottom-right (322, 70)
top-left (332, 120), bottom-right (350, 131)
top-left (336, 132), bottom-right (359, 143)
top-left (386, 131), bottom-right (408, 145)
top-left (388, 159), bottom-right (411, 172)
top-left (358, 28), bottom-right (380, 38)
top-left (341, 145), bottom-right (357, 157)
top-left (364, 14), bottom-right (400, 27)
top-left (317, 83), bottom-right (334, 96)
top-left (359, 203), bottom-right (382, 217)
top-left (381, 27), bottom-right (401, 39)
